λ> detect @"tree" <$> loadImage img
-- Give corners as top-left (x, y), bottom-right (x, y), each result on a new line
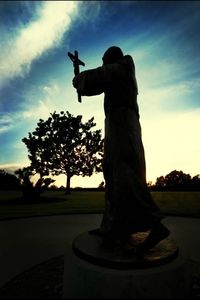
top-left (164, 170), bottom-right (191, 190)
top-left (190, 174), bottom-right (200, 191)
top-left (15, 166), bottom-right (55, 200)
top-left (155, 176), bottom-right (166, 189)
top-left (22, 111), bottom-right (104, 194)
top-left (0, 169), bottom-right (21, 190)
top-left (98, 181), bottom-right (105, 190)
top-left (155, 170), bottom-right (192, 190)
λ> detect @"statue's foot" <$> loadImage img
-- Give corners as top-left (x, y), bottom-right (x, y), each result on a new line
top-left (136, 223), bottom-right (170, 253)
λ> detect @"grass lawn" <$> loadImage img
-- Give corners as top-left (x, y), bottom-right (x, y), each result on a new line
top-left (0, 190), bottom-right (105, 220)
top-left (0, 190), bottom-right (200, 220)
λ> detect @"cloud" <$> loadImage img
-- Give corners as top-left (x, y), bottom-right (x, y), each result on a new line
top-left (137, 76), bottom-right (200, 116)
top-left (22, 82), bottom-right (61, 120)
top-left (0, 163), bottom-right (29, 174)
top-left (75, 1), bottom-right (101, 26)
top-left (0, 87), bottom-right (57, 135)
top-left (0, 114), bottom-right (15, 134)
top-left (0, 1), bottom-right (79, 84)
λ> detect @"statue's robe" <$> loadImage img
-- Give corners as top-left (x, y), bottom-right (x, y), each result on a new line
top-left (75, 55), bottom-right (163, 239)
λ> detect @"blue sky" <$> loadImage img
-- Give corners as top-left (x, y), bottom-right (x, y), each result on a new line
top-left (0, 1), bottom-right (200, 187)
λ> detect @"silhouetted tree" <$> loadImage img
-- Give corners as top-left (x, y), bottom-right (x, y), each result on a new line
top-left (165, 170), bottom-right (191, 189)
top-left (49, 184), bottom-right (59, 191)
top-left (0, 169), bottom-right (21, 190)
top-left (22, 111), bottom-right (104, 194)
top-left (98, 181), bottom-right (105, 190)
top-left (147, 181), bottom-right (153, 187)
top-left (15, 166), bottom-right (55, 200)
top-left (155, 176), bottom-right (166, 189)
top-left (190, 174), bottom-right (200, 191)
top-left (155, 170), bottom-right (192, 191)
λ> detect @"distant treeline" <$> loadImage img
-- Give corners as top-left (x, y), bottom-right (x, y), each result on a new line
top-left (52, 186), bottom-right (105, 192)
top-left (0, 169), bottom-right (200, 192)
top-left (0, 170), bottom-right (21, 190)
top-left (148, 170), bottom-right (200, 191)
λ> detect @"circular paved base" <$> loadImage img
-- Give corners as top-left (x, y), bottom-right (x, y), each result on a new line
top-left (72, 230), bottom-right (179, 270)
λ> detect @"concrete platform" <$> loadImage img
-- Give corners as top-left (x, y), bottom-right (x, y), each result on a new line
top-left (72, 230), bottom-right (179, 269)
top-left (64, 231), bottom-right (192, 299)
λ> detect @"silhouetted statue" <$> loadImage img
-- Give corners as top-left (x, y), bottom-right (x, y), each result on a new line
top-left (73, 46), bottom-right (170, 252)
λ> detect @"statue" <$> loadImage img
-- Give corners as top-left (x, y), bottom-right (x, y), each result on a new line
top-left (72, 46), bottom-right (170, 253)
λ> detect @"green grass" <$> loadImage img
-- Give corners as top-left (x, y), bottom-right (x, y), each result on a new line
top-left (0, 190), bottom-right (200, 220)
top-left (0, 190), bottom-right (105, 220)
top-left (152, 191), bottom-right (200, 217)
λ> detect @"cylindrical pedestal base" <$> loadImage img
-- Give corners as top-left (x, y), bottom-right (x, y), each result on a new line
top-left (63, 232), bottom-right (192, 299)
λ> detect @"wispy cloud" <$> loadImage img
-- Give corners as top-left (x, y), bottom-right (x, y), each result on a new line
top-left (0, 114), bottom-right (14, 134)
top-left (75, 1), bottom-right (101, 27)
top-left (0, 163), bottom-right (29, 174)
top-left (22, 82), bottom-right (61, 120)
top-left (0, 1), bottom-right (79, 84)
top-left (138, 76), bottom-right (200, 115)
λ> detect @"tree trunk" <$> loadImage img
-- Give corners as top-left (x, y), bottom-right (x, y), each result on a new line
top-left (65, 174), bottom-right (71, 194)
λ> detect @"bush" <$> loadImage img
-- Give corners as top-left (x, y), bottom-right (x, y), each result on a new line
top-left (15, 167), bottom-right (55, 201)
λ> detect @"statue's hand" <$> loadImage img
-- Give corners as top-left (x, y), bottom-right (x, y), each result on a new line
top-left (72, 76), bottom-right (78, 88)
top-left (72, 72), bottom-right (85, 96)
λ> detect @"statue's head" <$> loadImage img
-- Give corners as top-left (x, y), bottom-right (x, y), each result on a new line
top-left (102, 46), bottom-right (124, 65)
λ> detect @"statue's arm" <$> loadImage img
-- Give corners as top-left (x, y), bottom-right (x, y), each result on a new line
top-left (73, 67), bottom-right (105, 96)
top-left (73, 64), bottom-right (122, 97)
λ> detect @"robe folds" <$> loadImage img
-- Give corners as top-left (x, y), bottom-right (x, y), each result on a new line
top-left (75, 55), bottom-right (163, 238)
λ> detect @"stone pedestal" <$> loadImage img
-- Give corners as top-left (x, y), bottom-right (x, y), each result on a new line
top-left (63, 231), bottom-right (192, 299)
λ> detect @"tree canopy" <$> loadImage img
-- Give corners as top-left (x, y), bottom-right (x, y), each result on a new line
top-left (152, 170), bottom-right (200, 191)
top-left (22, 111), bottom-right (104, 193)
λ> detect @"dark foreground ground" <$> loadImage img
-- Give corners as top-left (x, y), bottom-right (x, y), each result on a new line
top-left (0, 214), bottom-right (199, 299)
top-left (0, 255), bottom-right (199, 299)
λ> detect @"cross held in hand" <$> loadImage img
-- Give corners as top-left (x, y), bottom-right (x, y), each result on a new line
top-left (68, 50), bottom-right (85, 103)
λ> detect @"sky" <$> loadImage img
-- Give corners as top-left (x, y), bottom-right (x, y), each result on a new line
top-left (0, 1), bottom-right (200, 188)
